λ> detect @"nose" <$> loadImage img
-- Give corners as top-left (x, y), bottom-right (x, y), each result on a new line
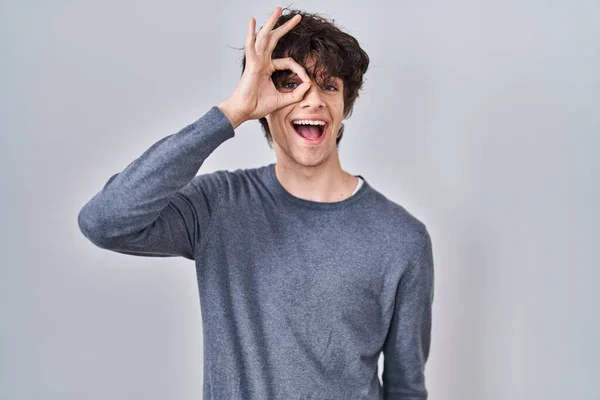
top-left (299, 82), bottom-right (325, 109)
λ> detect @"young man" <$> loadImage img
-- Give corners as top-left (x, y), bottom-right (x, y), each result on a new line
top-left (78, 7), bottom-right (434, 400)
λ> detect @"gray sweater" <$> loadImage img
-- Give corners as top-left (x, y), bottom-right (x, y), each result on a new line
top-left (78, 106), bottom-right (435, 400)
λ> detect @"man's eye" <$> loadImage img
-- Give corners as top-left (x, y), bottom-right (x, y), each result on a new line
top-left (282, 82), bottom-right (299, 89)
top-left (324, 84), bottom-right (338, 91)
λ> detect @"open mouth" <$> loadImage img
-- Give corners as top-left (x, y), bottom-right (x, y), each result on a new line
top-left (291, 120), bottom-right (328, 144)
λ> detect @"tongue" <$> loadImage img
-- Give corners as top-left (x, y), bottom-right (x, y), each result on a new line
top-left (296, 125), bottom-right (321, 139)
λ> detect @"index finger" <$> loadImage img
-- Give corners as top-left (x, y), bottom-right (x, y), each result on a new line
top-left (256, 7), bottom-right (284, 42)
top-left (271, 57), bottom-right (311, 83)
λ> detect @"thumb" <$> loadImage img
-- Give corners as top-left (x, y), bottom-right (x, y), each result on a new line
top-left (279, 82), bottom-right (311, 108)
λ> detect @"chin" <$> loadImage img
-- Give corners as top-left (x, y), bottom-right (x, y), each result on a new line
top-left (291, 150), bottom-right (332, 168)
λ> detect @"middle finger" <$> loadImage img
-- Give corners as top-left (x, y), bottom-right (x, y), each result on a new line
top-left (255, 7), bottom-right (283, 50)
top-left (267, 14), bottom-right (301, 52)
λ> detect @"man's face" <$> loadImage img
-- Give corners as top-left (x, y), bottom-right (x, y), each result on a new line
top-left (265, 64), bottom-right (345, 169)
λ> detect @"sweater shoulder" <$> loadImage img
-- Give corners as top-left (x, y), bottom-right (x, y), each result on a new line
top-left (363, 186), bottom-right (429, 246)
top-left (202, 164), bottom-right (269, 202)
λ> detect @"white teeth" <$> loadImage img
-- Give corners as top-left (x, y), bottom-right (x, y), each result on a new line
top-left (292, 120), bottom-right (326, 126)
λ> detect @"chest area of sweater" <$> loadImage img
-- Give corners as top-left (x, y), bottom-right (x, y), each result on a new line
top-left (222, 206), bottom-right (390, 268)
top-left (213, 207), bottom-right (400, 317)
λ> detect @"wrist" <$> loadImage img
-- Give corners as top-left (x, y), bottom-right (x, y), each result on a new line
top-left (217, 99), bottom-right (247, 129)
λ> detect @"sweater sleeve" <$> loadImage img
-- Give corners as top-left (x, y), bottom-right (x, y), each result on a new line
top-left (382, 230), bottom-right (435, 399)
top-left (77, 106), bottom-right (235, 260)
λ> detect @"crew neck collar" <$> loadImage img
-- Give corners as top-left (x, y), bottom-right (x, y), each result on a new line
top-left (265, 163), bottom-right (370, 210)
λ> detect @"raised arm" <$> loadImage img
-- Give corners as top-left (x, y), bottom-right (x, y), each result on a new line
top-left (382, 231), bottom-right (435, 399)
top-left (77, 107), bottom-right (235, 259)
top-left (77, 7), bottom-right (312, 260)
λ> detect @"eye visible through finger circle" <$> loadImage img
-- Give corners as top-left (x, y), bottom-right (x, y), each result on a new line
top-left (282, 82), bottom-right (299, 90)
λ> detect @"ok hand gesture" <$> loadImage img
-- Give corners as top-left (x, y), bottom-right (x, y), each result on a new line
top-left (218, 7), bottom-right (312, 128)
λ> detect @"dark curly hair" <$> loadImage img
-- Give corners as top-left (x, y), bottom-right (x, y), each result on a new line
top-left (241, 9), bottom-right (370, 148)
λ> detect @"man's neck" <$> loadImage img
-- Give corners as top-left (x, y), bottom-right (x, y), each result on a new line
top-left (274, 159), bottom-right (359, 203)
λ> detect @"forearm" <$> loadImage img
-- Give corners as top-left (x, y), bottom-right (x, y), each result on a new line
top-left (382, 232), bottom-right (435, 399)
top-left (78, 106), bottom-right (235, 243)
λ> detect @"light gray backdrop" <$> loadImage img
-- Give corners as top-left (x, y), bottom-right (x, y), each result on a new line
top-left (1, 0), bottom-right (599, 399)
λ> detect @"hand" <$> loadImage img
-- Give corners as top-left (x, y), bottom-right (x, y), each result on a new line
top-left (218, 7), bottom-right (311, 128)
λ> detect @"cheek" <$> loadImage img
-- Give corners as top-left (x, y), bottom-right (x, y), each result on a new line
top-left (331, 101), bottom-right (345, 121)
top-left (265, 115), bottom-right (272, 126)
top-left (265, 114), bottom-right (281, 131)
top-left (330, 95), bottom-right (344, 112)
top-left (268, 107), bottom-right (293, 125)
top-left (265, 113), bottom-right (291, 139)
